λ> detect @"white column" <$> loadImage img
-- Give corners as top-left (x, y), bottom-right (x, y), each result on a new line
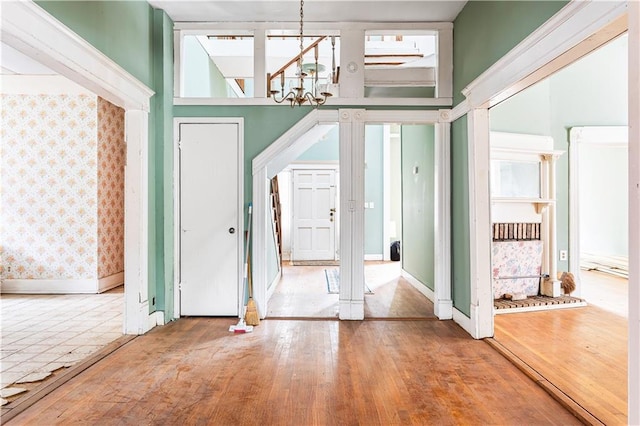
top-left (339, 109), bottom-right (365, 320)
top-left (124, 109), bottom-right (150, 334)
top-left (467, 109), bottom-right (493, 338)
top-left (434, 117), bottom-right (452, 319)
top-left (254, 29), bottom-right (266, 98)
top-left (628, 1), bottom-right (640, 423)
top-left (541, 154), bottom-right (561, 297)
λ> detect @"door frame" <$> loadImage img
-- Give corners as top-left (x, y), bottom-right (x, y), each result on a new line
top-left (290, 165), bottom-right (339, 262)
top-left (568, 125), bottom-right (629, 297)
top-left (252, 109), bottom-right (451, 321)
top-left (1, 1), bottom-right (155, 334)
top-left (173, 117), bottom-right (245, 318)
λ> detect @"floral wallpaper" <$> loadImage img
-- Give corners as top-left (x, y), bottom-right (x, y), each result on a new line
top-left (492, 240), bottom-right (544, 299)
top-left (97, 97), bottom-right (125, 279)
top-left (1, 94), bottom-right (124, 284)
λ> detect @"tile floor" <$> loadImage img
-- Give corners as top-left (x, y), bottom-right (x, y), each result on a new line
top-left (0, 287), bottom-right (123, 404)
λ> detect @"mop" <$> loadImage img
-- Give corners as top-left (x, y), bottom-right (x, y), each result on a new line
top-left (229, 203), bottom-right (254, 334)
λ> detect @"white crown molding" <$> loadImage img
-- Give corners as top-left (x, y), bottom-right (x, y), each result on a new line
top-left (174, 97), bottom-right (453, 107)
top-left (1, 1), bottom-right (154, 111)
top-left (461, 1), bottom-right (627, 109)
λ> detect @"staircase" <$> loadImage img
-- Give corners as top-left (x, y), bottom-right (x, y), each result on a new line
top-left (270, 176), bottom-right (283, 267)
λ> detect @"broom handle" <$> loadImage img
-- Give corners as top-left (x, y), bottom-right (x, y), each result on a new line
top-left (240, 204), bottom-right (252, 319)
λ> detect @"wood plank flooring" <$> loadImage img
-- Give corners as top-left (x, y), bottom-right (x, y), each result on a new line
top-left (267, 262), bottom-right (436, 319)
top-left (494, 305), bottom-right (627, 425)
top-left (7, 318), bottom-right (581, 425)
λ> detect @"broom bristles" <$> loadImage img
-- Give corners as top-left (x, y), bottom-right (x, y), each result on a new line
top-left (245, 298), bottom-right (260, 326)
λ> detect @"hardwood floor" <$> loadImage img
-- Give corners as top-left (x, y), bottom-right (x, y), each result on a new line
top-left (7, 318), bottom-right (581, 425)
top-left (494, 305), bottom-right (627, 425)
top-left (267, 262), bottom-right (436, 319)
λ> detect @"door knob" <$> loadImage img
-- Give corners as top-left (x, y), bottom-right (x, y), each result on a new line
top-left (229, 227), bottom-right (236, 234)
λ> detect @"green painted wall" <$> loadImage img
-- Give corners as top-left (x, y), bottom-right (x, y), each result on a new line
top-left (401, 125), bottom-right (435, 290)
top-left (451, 116), bottom-right (471, 315)
top-left (36, 1), bottom-right (154, 88)
top-left (365, 125), bottom-right (384, 256)
top-left (452, 1), bottom-right (568, 106)
top-left (183, 36), bottom-right (230, 98)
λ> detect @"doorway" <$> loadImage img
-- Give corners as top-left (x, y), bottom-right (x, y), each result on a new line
top-left (267, 116), bottom-right (446, 318)
top-left (177, 121), bottom-right (243, 316)
top-left (291, 168), bottom-right (338, 263)
top-left (175, 118), bottom-right (244, 317)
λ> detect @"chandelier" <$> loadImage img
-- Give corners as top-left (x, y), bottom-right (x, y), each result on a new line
top-left (270, 0), bottom-right (333, 107)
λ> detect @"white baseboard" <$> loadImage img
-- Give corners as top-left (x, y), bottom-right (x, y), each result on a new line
top-left (364, 254), bottom-right (383, 261)
top-left (266, 270), bottom-right (281, 301)
top-left (401, 269), bottom-right (434, 301)
top-left (1, 278), bottom-right (98, 294)
top-left (453, 308), bottom-right (474, 337)
top-left (339, 299), bottom-right (364, 320)
top-left (98, 272), bottom-right (124, 292)
top-left (148, 311), bottom-right (165, 329)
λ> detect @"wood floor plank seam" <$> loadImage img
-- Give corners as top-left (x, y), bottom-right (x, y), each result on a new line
top-left (1, 334), bottom-right (138, 424)
top-left (485, 337), bottom-right (605, 426)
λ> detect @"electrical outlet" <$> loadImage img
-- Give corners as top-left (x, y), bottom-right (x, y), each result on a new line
top-left (559, 250), bottom-right (568, 261)
top-left (6, 266), bottom-right (11, 273)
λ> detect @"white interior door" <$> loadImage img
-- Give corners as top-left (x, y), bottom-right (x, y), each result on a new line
top-left (180, 123), bottom-right (239, 316)
top-left (292, 169), bottom-right (337, 261)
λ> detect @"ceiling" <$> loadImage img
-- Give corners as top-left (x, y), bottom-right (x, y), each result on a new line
top-left (147, 0), bottom-right (467, 23)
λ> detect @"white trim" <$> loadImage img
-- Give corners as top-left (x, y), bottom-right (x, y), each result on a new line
top-left (568, 126), bottom-right (629, 298)
top-left (252, 108), bottom-right (449, 323)
top-left (173, 117), bottom-right (245, 319)
top-left (0, 75), bottom-right (91, 95)
top-left (628, 2), bottom-right (640, 422)
top-left (364, 254), bottom-right (383, 261)
top-left (1, 279), bottom-right (98, 294)
top-left (462, 1), bottom-right (627, 109)
top-left (402, 269), bottom-right (434, 301)
top-left (436, 27), bottom-right (453, 99)
top-left (383, 125), bottom-right (391, 261)
top-left (98, 272), bottom-right (125, 293)
top-left (1, 1), bottom-right (153, 336)
top-left (467, 109), bottom-right (493, 339)
top-left (0, 1), bottom-right (153, 111)
top-left (124, 110), bottom-right (150, 334)
top-left (174, 97), bottom-right (452, 107)
top-left (450, 99), bottom-right (470, 122)
top-left (266, 270), bottom-right (281, 302)
top-left (434, 120), bottom-right (452, 320)
top-left (175, 21), bottom-right (453, 32)
top-left (148, 311), bottom-right (165, 329)
top-left (452, 308), bottom-right (474, 337)
top-left (1, 273), bottom-right (124, 294)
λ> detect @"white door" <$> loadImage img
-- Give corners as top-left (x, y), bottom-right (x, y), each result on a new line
top-left (180, 123), bottom-right (240, 316)
top-left (292, 169), bottom-right (337, 261)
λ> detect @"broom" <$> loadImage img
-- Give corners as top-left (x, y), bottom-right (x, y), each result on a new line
top-left (244, 250), bottom-right (260, 326)
top-left (229, 204), bottom-right (254, 333)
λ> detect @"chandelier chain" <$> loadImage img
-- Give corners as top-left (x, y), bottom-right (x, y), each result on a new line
top-left (299, 0), bottom-right (304, 60)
